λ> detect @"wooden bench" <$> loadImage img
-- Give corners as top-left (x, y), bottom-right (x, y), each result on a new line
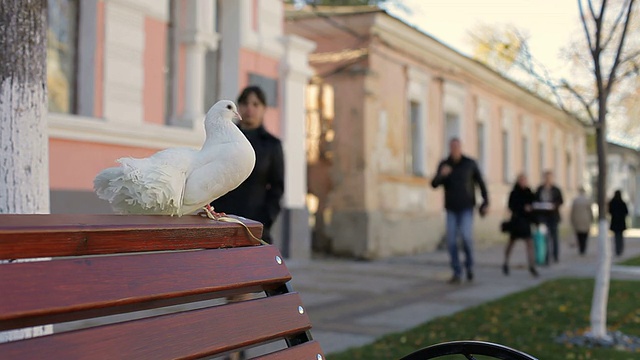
top-left (0, 214), bottom-right (325, 360)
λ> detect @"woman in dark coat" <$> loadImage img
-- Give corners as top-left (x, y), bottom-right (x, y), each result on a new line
top-left (503, 173), bottom-right (538, 277)
top-left (211, 86), bottom-right (284, 244)
top-left (608, 190), bottom-right (629, 256)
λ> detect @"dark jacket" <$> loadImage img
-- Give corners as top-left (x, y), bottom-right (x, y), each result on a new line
top-left (609, 196), bottom-right (628, 232)
top-left (535, 185), bottom-right (563, 222)
top-left (431, 155), bottom-right (489, 212)
top-left (212, 125), bottom-right (284, 242)
top-left (508, 184), bottom-right (535, 239)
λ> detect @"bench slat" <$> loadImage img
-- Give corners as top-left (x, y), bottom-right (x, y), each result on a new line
top-left (0, 214), bottom-right (263, 259)
top-left (253, 340), bottom-right (324, 360)
top-left (0, 293), bottom-right (311, 360)
top-left (0, 246), bottom-right (289, 330)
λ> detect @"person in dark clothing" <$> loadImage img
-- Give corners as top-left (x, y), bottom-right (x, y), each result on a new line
top-left (534, 171), bottom-right (563, 264)
top-left (211, 86), bottom-right (284, 244)
top-left (608, 190), bottom-right (629, 257)
top-left (431, 138), bottom-right (489, 284)
top-left (502, 174), bottom-right (538, 277)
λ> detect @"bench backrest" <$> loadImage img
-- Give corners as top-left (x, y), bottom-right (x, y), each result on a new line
top-left (0, 214), bottom-right (324, 359)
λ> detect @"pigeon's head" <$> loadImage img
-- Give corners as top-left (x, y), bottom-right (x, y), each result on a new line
top-left (209, 100), bottom-right (242, 123)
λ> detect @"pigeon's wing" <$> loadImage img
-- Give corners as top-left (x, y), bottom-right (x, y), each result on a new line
top-left (94, 148), bottom-right (196, 215)
top-left (180, 141), bottom-right (256, 215)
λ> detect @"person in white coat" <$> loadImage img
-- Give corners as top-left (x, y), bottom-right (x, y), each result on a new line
top-left (570, 187), bottom-right (593, 255)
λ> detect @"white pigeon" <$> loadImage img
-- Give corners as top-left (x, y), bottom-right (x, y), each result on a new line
top-left (94, 100), bottom-right (256, 218)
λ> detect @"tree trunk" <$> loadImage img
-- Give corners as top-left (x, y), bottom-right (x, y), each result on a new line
top-left (0, 0), bottom-right (50, 214)
top-left (0, 0), bottom-right (52, 343)
top-left (588, 108), bottom-right (611, 340)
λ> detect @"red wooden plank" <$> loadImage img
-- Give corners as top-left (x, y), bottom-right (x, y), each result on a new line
top-left (0, 214), bottom-right (263, 259)
top-left (253, 340), bottom-right (325, 360)
top-left (0, 246), bottom-right (290, 330)
top-left (0, 293), bottom-right (311, 360)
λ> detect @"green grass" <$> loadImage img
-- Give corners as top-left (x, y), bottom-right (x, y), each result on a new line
top-left (618, 256), bottom-right (640, 266)
top-left (329, 279), bottom-right (640, 360)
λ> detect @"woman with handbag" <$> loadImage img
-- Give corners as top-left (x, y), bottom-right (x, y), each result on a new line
top-left (502, 173), bottom-right (539, 277)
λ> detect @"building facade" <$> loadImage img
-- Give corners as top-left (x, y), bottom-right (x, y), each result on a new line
top-left (286, 7), bottom-right (588, 258)
top-left (587, 141), bottom-right (640, 227)
top-left (46, 0), bottom-right (315, 258)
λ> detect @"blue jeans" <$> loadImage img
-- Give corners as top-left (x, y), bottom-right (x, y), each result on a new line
top-left (446, 208), bottom-right (474, 277)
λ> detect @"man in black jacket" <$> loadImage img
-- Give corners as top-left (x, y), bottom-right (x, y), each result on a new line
top-left (212, 86), bottom-right (284, 244)
top-left (432, 138), bottom-right (489, 284)
top-left (535, 170), bottom-right (563, 264)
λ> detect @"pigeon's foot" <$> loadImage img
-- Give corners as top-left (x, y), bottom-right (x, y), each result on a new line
top-left (200, 205), bottom-right (226, 220)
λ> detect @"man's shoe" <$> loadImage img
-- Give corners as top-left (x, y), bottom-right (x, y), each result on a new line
top-left (467, 271), bottom-right (474, 282)
top-left (448, 275), bottom-right (461, 284)
top-left (502, 264), bottom-right (509, 275)
top-left (529, 266), bottom-right (539, 278)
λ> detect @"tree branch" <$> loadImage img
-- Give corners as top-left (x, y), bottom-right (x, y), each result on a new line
top-left (562, 80), bottom-right (598, 124)
top-left (618, 48), bottom-right (640, 66)
top-left (606, 0), bottom-right (635, 93)
top-left (601, 0), bottom-right (631, 50)
top-left (590, 0), bottom-right (605, 103)
top-left (579, 0), bottom-right (595, 52)
top-left (615, 65), bottom-right (640, 80)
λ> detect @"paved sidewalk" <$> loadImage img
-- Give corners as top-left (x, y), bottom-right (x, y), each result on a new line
top-left (285, 232), bottom-right (640, 355)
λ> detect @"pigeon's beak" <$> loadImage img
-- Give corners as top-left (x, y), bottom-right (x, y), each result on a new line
top-left (234, 110), bottom-right (242, 121)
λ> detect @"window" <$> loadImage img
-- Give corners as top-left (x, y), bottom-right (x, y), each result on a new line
top-left (538, 141), bottom-right (545, 176)
top-left (477, 122), bottom-right (486, 172)
top-left (554, 145), bottom-right (560, 182)
top-left (522, 136), bottom-right (530, 177)
top-left (165, 0), bottom-right (176, 123)
top-left (407, 101), bottom-right (424, 176)
top-left (47, 0), bottom-right (79, 114)
top-left (444, 112), bottom-right (459, 155)
top-left (566, 152), bottom-right (573, 189)
top-left (248, 74), bottom-right (278, 107)
top-left (502, 129), bottom-right (510, 183)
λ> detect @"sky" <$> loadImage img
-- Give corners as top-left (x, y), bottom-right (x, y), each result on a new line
top-left (384, 0), bottom-right (582, 73)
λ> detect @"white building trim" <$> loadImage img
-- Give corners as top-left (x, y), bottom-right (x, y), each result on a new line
top-left (178, 0), bottom-right (220, 127)
top-left (103, 0), bottom-right (146, 125)
top-left (49, 113), bottom-right (205, 150)
top-left (280, 34), bottom-right (316, 209)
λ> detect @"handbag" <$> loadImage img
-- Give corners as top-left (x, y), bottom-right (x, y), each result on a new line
top-left (500, 219), bottom-right (511, 233)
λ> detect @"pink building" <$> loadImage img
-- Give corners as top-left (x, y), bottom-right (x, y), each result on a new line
top-left (286, 6), bottom-right (588, 258)
top-left (46, 0), bottom-right (315, 258)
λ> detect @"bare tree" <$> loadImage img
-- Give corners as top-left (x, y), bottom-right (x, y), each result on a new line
top-left (0, 0), bottom-right (50, 214)
top-left (468, 0), bottom-right (639, 341)
top-left (574, 0), bottom-right (637, 340)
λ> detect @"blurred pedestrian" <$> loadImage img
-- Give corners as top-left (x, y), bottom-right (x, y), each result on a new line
top-left (608, 190), bottom-right (629, 257)
top-left (535, 170), bottom-right (564, 264)
top-left (431, 138), bottom-right (489, 284)
top-left (212, 86), bottom-right (284, 244)
top-left (570, 187), bottom-right (593, 255)
top-left (502, 173), bottom-right (538, 277)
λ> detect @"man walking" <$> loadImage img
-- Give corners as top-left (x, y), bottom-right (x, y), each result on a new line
top-left (431, 138), bottom-right (489, 284)
top-left (535, 170), bottom-right (564, 264)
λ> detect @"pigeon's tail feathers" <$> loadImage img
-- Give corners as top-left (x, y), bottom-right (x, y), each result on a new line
top-left (94, 167), bottom-right (124, 203)
top-left (93, 159), bottom-right (185, 215)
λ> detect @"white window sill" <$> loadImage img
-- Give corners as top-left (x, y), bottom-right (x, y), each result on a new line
top-left (48, 113), bottom-right (205, 150)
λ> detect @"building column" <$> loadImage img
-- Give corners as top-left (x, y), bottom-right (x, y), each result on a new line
top-left (218, 0), bottom-right (247, 101)
top-left (179, 0), bottom-right (219, 127)
top-left (278, 34), bottom-right (316, 259)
